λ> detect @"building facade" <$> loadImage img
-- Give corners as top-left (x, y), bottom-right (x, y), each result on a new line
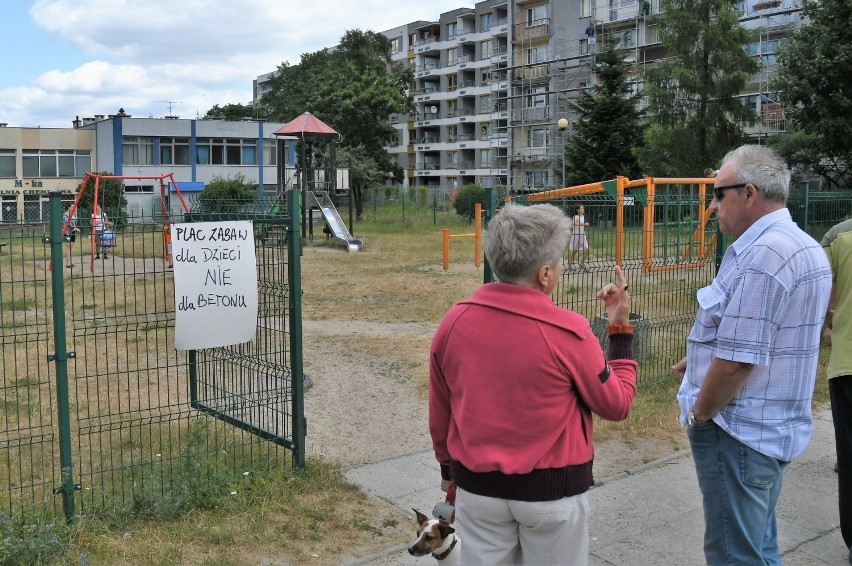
top-left (0, 126), bottom-right (96, 222)
top-left (0, 111), bottom-right (293, 222)
top-left (254, 0), bottom-right (801, 194)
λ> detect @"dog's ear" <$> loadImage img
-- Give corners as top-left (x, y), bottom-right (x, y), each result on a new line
top-left (413, 508), bottom-right (429, 524)
top-left (439, 525), bottom-right (455, 537)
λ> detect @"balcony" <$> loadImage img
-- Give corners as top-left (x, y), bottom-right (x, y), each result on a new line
top-left (514, 18), bottom-right (551, 40)
top-left (511, 107), bottom-right (551, 124)
top-left (760, 104), bottom-right (787, 132)
top-left (516, 64), bottom-right (549, 81)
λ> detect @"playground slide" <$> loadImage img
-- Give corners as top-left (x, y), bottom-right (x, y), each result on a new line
top-left (309, 191), bottom-right (363, 252)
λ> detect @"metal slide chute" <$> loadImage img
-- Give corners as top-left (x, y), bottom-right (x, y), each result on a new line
top-left (306, 191), bottom-right (362, 252)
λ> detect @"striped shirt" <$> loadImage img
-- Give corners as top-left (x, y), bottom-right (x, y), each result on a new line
top-left (677, 208), bottom-right (832, 461)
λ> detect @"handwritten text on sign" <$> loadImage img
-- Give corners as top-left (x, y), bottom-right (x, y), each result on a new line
top-left (172, 221), bottom-right (258, 350)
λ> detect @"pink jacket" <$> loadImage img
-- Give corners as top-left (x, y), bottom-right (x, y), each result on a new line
top-left (430, 282), bottom-right (637, 488)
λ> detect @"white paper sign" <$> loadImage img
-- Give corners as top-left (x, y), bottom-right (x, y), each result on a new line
top-left (172, 221), bottom-right (258, 350)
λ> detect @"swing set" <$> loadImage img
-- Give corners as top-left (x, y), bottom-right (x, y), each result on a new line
top-left (63, 172), bottom-right (189, 273)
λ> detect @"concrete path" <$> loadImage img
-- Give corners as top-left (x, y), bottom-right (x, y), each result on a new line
top-left (344, 406), bottom-right (849, 565)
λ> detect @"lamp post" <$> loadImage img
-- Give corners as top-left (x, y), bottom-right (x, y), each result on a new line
top-left (557, 118), bottom-right (569, 187)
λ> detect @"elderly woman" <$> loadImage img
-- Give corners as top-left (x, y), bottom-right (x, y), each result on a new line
top-left (429, 203), bottom-right (637, 566)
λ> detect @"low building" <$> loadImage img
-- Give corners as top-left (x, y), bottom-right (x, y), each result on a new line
top-left (0, 110), bottom-right (294, 223)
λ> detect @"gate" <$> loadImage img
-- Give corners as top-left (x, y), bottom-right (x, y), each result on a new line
top-left (0, 191), bottom-right (304, 522)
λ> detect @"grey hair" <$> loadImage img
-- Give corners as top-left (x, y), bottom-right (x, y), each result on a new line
top-left (721, 144), bottom-right (790, 204)
top-left (483, 203), bottom-right (571, 285)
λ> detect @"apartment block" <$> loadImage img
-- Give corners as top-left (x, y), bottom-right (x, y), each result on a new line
top-left (253, 0), bottom-right (802, 194)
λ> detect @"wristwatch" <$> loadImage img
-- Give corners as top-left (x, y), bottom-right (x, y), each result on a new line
top-left (688, 410), bottom-right (710, 428)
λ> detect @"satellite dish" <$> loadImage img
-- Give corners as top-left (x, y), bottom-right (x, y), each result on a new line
top-left (430, 105), bottom-right (438, 114)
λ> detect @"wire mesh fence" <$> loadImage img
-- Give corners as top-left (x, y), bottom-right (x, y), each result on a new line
top-left (509, 181), bottom-right (852, 384)
top-left (0, 193), bottom-right (303, 524)
top-left (1, 182), bottom-right (850, 523)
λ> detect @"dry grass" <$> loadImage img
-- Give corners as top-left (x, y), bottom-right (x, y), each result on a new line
top-left (70, 461), bottom-right (413, 565)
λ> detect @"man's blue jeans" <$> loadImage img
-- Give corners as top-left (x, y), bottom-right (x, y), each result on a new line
top-left (688, 422), bottom-right (788, 565)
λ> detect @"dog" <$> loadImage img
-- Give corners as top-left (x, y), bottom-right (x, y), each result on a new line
top-left (408, 508), bottom-right (460, 563)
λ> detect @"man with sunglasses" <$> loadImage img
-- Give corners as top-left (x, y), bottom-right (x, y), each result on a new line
top-left (673, 144), bottom-right (832, 565)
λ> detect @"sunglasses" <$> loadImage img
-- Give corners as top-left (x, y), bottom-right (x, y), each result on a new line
top-left (712, 183), bottom-right (754, 201)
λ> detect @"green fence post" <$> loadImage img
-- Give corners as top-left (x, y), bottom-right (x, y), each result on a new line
top-left (46, 191), bottom-right (77, 521)
top-left (802, 180), bottom-right (810, 232)
top-left (433, 192), bottom-right (437, 225)
top-left (483, 186), bottom-right (495, 283)
top-left (287, 189), bottom-right (306, 468)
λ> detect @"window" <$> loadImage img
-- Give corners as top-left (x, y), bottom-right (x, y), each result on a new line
top-left (529, 128), bottom-right (548, 148)
top-left (581, 0), bottom-right (593, 17)
top-left (580, 38), bottom-right (591, 55)
top-left (447, 73), bottom-right (458, 91)
top-left (481, 68), bottom-right (492, 85)
top-left (0, 150), bottom-right (15, 177)
top-left (124, 185), bottom-right (155, 193)
top-left (481, 13), bottom-right (493, 31)
top-left (480, 94), bottom-right (491, 113)
top-left (525, 170), bottom-right (548, 188)
top-left (447, 151), bottom-right (457, 168)
top-left (447, 99), bottom-right (458, 117)
top-left (22, 150), bottom-right (91, 177)
top-left (390, 37), bottom-right (402, 54)
top-left (447, 22), bottom-right (457, 39)
top-left (481, 39), bottom-right (493, 58)
top-left (122, 136), bottom-right (154, 165)
top-left (447, 48), bottom-right (457, 66)
top-left (528, 46), bottom-right (547, 64)
top-left (527, 5), bottom-right (547, 25)
top-left (621, 30), bottom-right (636, 48)
top-left (196, 138), bottom-right (257, 165)
top-left (527, 86), bottom-right (547, 108)
top-left (241, 139), bottom-right (257, 165)
top-left (447, 125), bottom-right (457, 142)
top-left (160, 137), bottom-right (190, 165)
top-left (263, 142), bottom-right (277, 166)
top-left (480, 149), bottom-right (492, 167)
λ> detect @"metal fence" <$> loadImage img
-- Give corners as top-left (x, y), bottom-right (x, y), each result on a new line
top-left (506, 181), bottom-right (852, 384)
top-left (0, 191), bottom-right (304, 523)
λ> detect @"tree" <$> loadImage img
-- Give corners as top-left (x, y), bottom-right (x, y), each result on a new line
top-left (204, 103), bottom-right (263, 121)
top-left (453, 184), bottom-right (485, 220)
top-left (771, 0), bottom-right (852, 188)
top-left (336, 144), bottom-right (402, 220)
top-left (262, 30), bottom-right (413, 181)
top-left (636, 0), bottom-right (760, 177)
top-left (562, 34), bottom-right (645, 186)
top-left (197, 173), bottom-right (257, 213)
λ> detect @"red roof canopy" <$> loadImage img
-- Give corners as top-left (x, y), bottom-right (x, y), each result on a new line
top-left (273, 112), bottom-right (338, 137)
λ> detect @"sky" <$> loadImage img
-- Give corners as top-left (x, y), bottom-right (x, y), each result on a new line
top-left (0, 0), bottom-right (476, 129)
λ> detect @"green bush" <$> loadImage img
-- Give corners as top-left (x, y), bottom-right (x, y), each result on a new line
top-left (452, 184), bottom-right (485, 220)
top-left (382, 185), bottom-right (399, 201)
top-left (197, 173), bottom-right (257, 213)
top-left (0, 514), bottom-right (70, 566)
top-left (415, 186), bottom-right (429, 206)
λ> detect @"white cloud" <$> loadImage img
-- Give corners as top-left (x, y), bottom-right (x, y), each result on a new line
top-left (5, 0), bottom-right (475, 127)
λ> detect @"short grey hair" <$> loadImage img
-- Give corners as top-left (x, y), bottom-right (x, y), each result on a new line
top-left (483, 203), bottom-right (571, 285)
top-left (721, 144), bottom-right (790, 204)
